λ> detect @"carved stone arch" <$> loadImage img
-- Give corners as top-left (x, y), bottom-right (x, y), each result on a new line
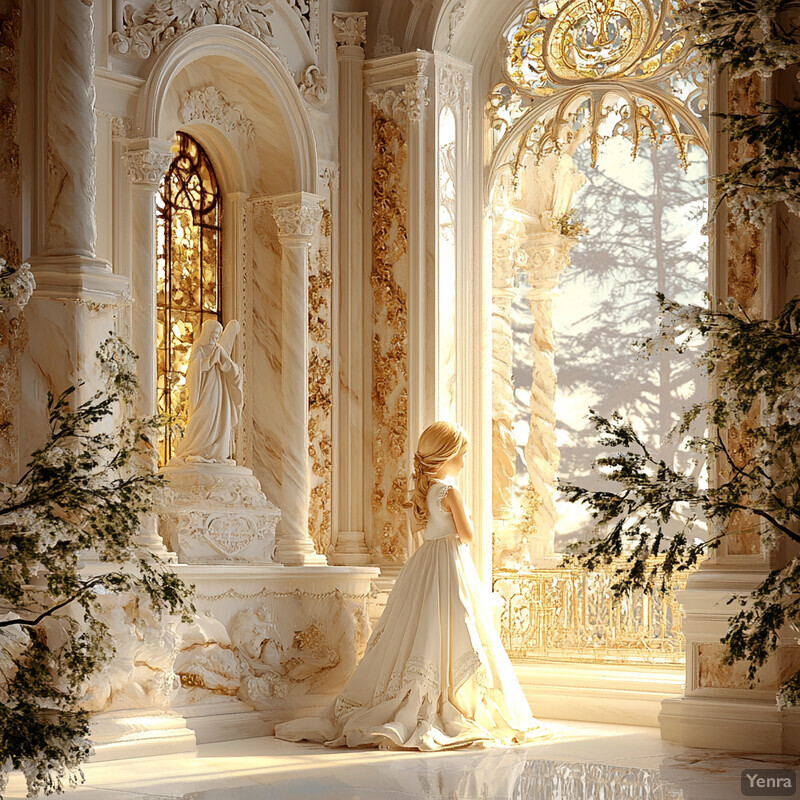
top-left (137, 25), bottom-right (318, 196)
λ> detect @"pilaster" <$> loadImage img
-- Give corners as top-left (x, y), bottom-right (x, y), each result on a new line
top-left (363, 51), bottom-right (434, 564)
top-left (329, 11), bottom-right (371, 566)
top-left (659, 67), bottom-right (800, 754)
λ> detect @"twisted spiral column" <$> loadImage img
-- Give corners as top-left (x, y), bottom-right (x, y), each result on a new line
top-left (523, 232), bottom-right (575, 557)
top-left (491, 218), bottom-right (525, 519)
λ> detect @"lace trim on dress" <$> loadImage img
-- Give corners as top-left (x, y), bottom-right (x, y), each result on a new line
top-left (374, 656), bottom-right (441, 705)
top-left (334, 694), bottom-right (361, 719)
top-left (332, 656), bottom-right (442, 722)
top-left (454, 649), bottom-right (482, 687)
top-left (435, 481), bottom-right (452, 513)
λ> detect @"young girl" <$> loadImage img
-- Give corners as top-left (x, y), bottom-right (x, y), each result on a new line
top-left (274, 421), bottom-right (554, 750)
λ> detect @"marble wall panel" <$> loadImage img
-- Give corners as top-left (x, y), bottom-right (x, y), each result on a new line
top-left (722, 74), bottom-right (763, 557)
top-left (249, 204), bottom-right (285, 512)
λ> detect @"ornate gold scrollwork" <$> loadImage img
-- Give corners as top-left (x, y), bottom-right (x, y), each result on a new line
top-left (492, 0), bottom-right (708, 176)
top-left (493, 558), bottom-right (687, 665)
top-left (308, 206), bottom-right (333, 555)
top-left (371, 112), bottom-right (410, 562)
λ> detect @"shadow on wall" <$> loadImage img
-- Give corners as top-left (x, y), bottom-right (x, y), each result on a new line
top-left (511, 136), bottom-right (709, 553)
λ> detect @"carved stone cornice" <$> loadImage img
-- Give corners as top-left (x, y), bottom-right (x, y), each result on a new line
top-left (122, 138), bottom-right (174, 187)
top-left (332, 11), bottom-right (367, 49)
top-left (180, 86), bottom-right (255, 145)
top-left (110, 0), bottom-right (274, 59)
top-left (366, 76), bottom-right (429, 125)
top-left (266, 193), bottom-right (324, 244)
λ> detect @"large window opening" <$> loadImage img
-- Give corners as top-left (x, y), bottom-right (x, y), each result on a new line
top-left (487, 0), bottom-right (709, 663)
top-left (156, 132), bottom-right (223, 465)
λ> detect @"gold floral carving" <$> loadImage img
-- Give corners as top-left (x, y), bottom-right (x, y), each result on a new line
top-left (371, 113), bottom-right (410, 562)
top-left (308, 206), bottom-right (333, 554)
top-left (0, 3), bottom-right (19, 196)
top-left (723, 75), bottom-right (763, 556)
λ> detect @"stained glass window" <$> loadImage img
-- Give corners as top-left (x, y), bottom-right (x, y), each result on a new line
top-left (156, 132), bottom-right (222, 465)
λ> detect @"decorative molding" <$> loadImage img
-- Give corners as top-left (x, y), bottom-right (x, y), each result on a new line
top-left (296, 64), bottom-right (328, 106)
top-left (110, 0), bottom-right (274, 59)
top-left (370, 111), bottom-right (410, 562)
top-left (332, 11), bottom-right (367, 49)
top-left (366, 75), bottom-right (429, 125)
top-left (446, 0), bottom-right (466, 53)
top-left (374, 32), bottom-right (401, 58)
top-left (308, 206), bottom-right (333, 554)
top-left (268, 195), bottom-right (323, 242)
top-left (122, 139), bottom-right (173, 186)
top-left (286, 0), bottom-right (319, 53)
top-left (180, 86), bottom-right (256, 145)
top-left (318, 163), bottom-right (339, 193)
top-left (81, 590), bottom-right (181, 713)
top-left (96, 110), bottom-right (139, 140)
top-left (173, 589), bottom-right (370, 709)
top-left (437, 61), bottom-right (470, 111)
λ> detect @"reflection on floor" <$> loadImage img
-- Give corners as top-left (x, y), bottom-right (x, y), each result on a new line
top-left (5, 720), bottom-right (800, 800)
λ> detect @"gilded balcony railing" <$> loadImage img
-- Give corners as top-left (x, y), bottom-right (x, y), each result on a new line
top-left (492, 560), bottom-right (688, 666)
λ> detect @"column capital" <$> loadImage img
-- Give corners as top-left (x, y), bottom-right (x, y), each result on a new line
top-left (332, 11), bottom-right (367, 50)
top-left (523, 230), bottom-right (576, 291)
top-left (264, 192), bottom-right (324, 245)
top-left (122, 138), bottom-right (174, 187)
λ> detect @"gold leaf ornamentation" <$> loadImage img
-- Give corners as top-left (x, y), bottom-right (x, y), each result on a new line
top-left (308, 206), bottom-right (333, 554)
top-left (371, 112), bottom-right (410, 562)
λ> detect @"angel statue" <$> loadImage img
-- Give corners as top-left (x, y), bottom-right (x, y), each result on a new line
top-left (175, 319), bottom-right (243, 463)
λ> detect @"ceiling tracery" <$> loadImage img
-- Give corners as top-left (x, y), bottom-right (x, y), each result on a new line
top-left (489, 0), bottom-right (708, 183)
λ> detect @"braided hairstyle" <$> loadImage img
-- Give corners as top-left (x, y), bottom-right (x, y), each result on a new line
top-left (406, 421), bottom-right (469, 529)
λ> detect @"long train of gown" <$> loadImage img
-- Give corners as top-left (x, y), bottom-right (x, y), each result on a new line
top-left (274, 479), bottom-right (556, 751)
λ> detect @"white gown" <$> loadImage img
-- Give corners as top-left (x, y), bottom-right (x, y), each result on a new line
top-left (274, 478), bottom-right (555, 751)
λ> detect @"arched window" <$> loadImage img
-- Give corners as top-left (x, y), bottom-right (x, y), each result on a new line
top-left (156, 132), bottom-right (223, 465)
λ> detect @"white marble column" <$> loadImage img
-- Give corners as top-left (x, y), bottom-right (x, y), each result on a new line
top-left (122, 138), bottom-right (173, 419)
top-left (523, 231), bottom-right (575, 561)
top-left (268, 193), bottom-right (328, 566)
top-left (491, 212), bottom-right (525, 519)
top-left (22, 0), bottom-right (128, 459)
top-left (329, 11), bottom-right (371, 566)
top-left (120, 139), bottom-right (175, 559)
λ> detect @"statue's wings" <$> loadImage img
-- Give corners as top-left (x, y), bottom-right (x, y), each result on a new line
top-left (218, 320), bottom-right (240, 356)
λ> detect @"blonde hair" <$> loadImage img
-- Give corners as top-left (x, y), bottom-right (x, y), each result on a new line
top-left (406, 421), bottom-right (468, 528)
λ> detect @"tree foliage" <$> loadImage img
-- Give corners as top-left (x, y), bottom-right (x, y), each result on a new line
top-left (677, 0), bottom-right (800, 227)
top-left (561, 293), bottom-right (800, 704)
top-left (0, 334), bottom-right (194, 797)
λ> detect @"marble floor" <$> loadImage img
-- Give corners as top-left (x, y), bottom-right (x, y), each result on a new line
top-left (5, 720), bottom-right (800, 800)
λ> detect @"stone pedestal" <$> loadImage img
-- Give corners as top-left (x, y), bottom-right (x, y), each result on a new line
top-left (660, 568), bottom-right (800, 753)
top-left (170, 563), bottom-right (379, 743)
top-left (158, 461), bottom-right (280, 564)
